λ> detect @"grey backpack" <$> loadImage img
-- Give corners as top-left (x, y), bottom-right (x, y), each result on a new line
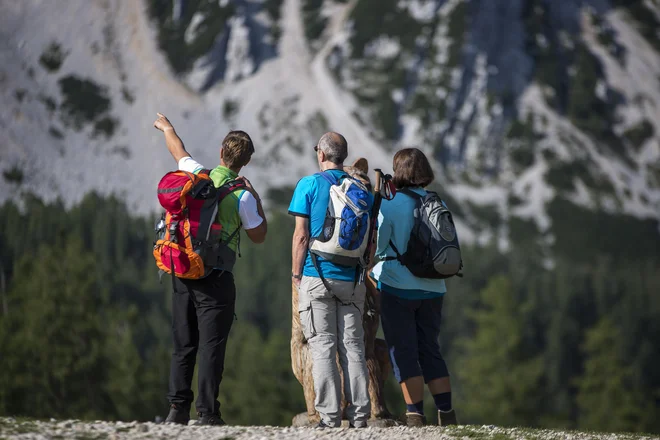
top-left (386, 189), bottom-right (463, 279)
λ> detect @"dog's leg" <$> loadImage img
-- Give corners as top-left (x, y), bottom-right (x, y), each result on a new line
top-left (364, 279), bottom-right (393, 420)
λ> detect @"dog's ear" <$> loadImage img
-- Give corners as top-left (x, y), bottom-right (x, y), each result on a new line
top-left (352, 158), bottom-right (369, 174)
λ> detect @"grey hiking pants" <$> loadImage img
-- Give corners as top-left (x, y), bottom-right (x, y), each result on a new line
top-left (298, 276), bottom-right (371, 427)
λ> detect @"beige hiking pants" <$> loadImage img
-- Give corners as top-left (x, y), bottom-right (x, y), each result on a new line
top-left (298, 276), bottom-right (371, 427)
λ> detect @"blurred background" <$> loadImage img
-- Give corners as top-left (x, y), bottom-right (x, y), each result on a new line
top-left (0, 0), bottom-right (659, 433)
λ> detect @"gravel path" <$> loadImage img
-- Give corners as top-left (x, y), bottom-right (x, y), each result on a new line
top-left (1, 418), bottom-right (657, 440)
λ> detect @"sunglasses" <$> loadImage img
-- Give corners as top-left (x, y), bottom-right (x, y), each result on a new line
top-left (314, 145), bottom-right (319, 152)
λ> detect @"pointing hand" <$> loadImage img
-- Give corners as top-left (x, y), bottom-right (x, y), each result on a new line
top-left (154, 113), bottom-right (174, 132)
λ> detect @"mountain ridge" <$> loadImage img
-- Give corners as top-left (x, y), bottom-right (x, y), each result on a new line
top-left (0, 0), bottom-right (659, 244)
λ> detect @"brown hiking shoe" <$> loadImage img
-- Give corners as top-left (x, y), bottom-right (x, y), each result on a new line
top-left (438, 409), bottom-right (458, 426)
top-left (405, 412), bottom-right (426, 427)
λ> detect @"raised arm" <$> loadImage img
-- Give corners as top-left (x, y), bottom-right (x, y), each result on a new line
top-left (153, 113), bottom-right (191, 164)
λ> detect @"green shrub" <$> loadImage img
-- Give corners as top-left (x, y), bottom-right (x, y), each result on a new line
top-left (58, 76), bottom-right (112, 130)
top-left (146, 0), bottom-right (235, 75)
top-left (121, 87), bottom-right (135, 105)
top-left (445, 0), bottom-right (468, 67)
top-left (507, 116), bottom-right (541, 172)
top-left (2, 166), bottom-right (24, 184)
top-left (511, 146), bottom-right (536, 170)
top-left (14, 89), bottom-right (27, 103)
top-left (223, 99), bottom-right (239, 120)
top-left (39, 42), bottom-right (67, 72)
top-left (48, 127), bottom-right (64, 139)
top-left (92, 116), bottom-right (119, 139)
top-left (466, 201), bottom-right (501, 229)
top-left (349, 0), bottom-right (418, 57)
top-left (264, 0), bottom-right (284, 22)
top-left (613, 0), bottom-right (660, 53)
top-left (547, 196), bottom-right (660, 263)
top-left (624, 120), bottom-right (654, 150)
top-left (544, 160), bottom-right (592, 192)
top-left (38, 95), bottom-right (57, 113)
top-left (302, 0), bottom-right (327, 45)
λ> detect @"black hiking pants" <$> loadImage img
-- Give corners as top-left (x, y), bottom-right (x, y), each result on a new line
top-left (167, 270), bottom-right (236, 416)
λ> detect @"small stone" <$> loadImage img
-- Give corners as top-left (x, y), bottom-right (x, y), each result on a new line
top-left (137, 424), bottom-right (149, 432)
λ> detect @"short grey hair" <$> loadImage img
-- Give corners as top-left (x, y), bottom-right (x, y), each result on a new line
top-left (318, 132), bottom-right (348, 165)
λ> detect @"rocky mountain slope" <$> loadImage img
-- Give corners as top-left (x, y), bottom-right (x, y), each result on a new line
top-left (1, 0), bottom-right (659, 245)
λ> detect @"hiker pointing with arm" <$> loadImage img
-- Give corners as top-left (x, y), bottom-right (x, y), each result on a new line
top-left (153, 113), bottom-right (267, 426)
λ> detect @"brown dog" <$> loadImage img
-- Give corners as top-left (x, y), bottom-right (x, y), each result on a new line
top-left (290, 158), bottom-right (393, 426)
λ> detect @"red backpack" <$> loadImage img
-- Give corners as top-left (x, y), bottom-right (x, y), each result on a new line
top-left (153, 169), bottom-right (246, 279)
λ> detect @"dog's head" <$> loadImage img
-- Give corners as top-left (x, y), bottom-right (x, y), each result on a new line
top-left (345, 158), bottom-right (372, 192)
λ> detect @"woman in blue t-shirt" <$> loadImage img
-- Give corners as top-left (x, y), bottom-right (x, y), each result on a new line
top-left (371, 148), bottom-right (457, 427)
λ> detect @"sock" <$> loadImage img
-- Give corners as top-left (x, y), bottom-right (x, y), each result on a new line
top-left (433, 392), bottom-right (452, 412)
top-left (406, 401), bottom-right (424, 415)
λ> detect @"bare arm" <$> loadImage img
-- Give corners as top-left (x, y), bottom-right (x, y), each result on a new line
top-left (244, 199), bottom-right (267, 244)
top-left (238, 176), bottom-right (268, 244)
top-left (291, 216), bottom-right (309, 287)
top-left (153, 113), bottom-right (191, 164)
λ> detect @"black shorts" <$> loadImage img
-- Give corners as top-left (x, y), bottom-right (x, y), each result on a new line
top-left (379, 290), bottom-right (449, 383)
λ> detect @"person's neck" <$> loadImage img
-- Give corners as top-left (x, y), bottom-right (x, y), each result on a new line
top-left (320, 163), bottom-right (343, 172)
top-left (220, 160), bottom-right (242, 175)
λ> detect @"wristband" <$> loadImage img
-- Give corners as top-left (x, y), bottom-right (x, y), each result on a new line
top-left (292, 273), bottom-right (302, 280)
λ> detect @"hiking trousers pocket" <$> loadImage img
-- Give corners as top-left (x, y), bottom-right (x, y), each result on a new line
top-left (298, 277), bottom-right (317, 342)
top-left (299, 306), bottom-right (316, 342)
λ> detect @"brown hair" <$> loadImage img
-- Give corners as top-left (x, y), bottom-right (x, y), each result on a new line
top-left (221, 130), bottom-right (254, 169)
top-left (392, 148), bottom-right (435, 189)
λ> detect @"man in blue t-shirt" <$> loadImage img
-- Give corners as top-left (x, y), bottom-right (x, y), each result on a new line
top-left (289, 132), bottom-right (372, 428)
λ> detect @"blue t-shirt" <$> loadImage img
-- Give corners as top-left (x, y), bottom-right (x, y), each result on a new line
top-left (371, 187), bottom-right (446, 298)
top-left (288, 170), bottom-right (374, 282)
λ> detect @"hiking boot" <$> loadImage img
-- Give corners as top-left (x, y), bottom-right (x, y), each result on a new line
top-left (194, 413), bottom-right (226, 426)
top-left (164, 403), bottom-right (190, 425)
top-left (405, 412), bottom-right (426, 427)
top-left (315, 420), bottom-right (333, 429)
top-left (438, 409), bottom-right (458, 426)
top-left (349, 422), bottom-right (368, 428)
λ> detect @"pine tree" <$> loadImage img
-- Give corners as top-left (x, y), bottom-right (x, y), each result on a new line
top-left (0, 238), bottom-right (111, 419)
top-left (575, 318), bottom-right (655, 433)
top-left (457, 275), bottom-right (544, 426)
top-left (218, 322), bottom-right (305, 425)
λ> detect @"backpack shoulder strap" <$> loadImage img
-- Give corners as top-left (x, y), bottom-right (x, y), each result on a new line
top-left (216, 179), bottom-right (247, 204)
top-left (315, 171), bottom-right (339, 186)
top-left (399, 188), bottom-right (424, 199)
top-left (196, 180), bottom-right (247, 243)
top-left (382, 239), bottom-right (402, 262)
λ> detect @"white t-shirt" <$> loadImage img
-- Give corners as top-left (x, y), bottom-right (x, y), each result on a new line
top-left (178, 156), bottom-right (264, 230)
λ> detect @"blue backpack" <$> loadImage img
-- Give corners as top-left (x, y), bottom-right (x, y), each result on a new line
top-left (309, 172), bottom-right (371, 282)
